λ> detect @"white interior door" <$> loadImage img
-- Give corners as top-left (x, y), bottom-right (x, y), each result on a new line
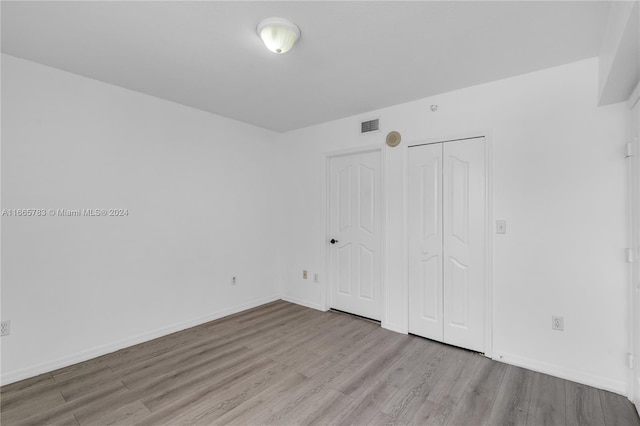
top-left (408, 137), bottom-right (486, 352)
top-left (328, 150), bottom-right (382, 321)
top-left (408, 143), bottom-right (444, 340)
top-left (442, 138), bottom-right (486, 352)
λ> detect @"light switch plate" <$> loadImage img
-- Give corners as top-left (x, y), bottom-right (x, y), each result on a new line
top-left (496, 220), bottom-right (507, 234)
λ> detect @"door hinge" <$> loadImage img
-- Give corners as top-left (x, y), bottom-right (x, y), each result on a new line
top-left (627, 353), bottom-right (635, 369)
top-left (626, 142), bottom-right (634, 158)
top-left (626, 248), bottom-right (638, 263)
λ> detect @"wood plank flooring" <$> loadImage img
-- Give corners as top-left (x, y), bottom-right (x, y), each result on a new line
top-left (1, 300), bottom-right (638, 425)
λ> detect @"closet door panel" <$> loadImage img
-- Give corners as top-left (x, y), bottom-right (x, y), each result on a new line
top-left (443, 138), bottom-right (486, 352)
top-left (408, 143), bottom-right (444, 341)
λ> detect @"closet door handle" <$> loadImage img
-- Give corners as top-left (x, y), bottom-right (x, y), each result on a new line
top-left (330, 239), bottom-right (339, 244)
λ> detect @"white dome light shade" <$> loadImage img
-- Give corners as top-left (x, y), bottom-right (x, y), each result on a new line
top-left (257, 17), bottom-right (300, 54)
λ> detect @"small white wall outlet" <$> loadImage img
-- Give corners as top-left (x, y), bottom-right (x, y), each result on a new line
top-left (313, 273), bottom-right (319, 283)
top-left (552, 316), bottom-right (564, 331)
top-left (303, 270), bottom-right (308, 279)
top-left (231, 276), bottom-right (237, 285)
top-left (496, 220), bottom-right (507, 234)
top-left (1, 320), bottom-right (11, 336)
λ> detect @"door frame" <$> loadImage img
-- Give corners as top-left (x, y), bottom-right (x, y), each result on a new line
top-left (324, 145), bottom-right (386, 325)
top-left (405, 131), bottom-right (494, 357)
top-left (628, 82), bottom-right (640, 409)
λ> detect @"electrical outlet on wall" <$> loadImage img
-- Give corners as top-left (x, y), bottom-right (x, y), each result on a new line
top-left (552, 316), bottom-right (564, 331)
top-left (303, 270), bottom-right (308, 279)
top-left (1, 320), bottom-right (11, 336)
top-left (231, 276), bottom-right (237, 285)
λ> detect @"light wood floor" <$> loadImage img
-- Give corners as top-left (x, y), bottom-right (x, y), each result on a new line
top-left (1, 300), bottom-right (639, 426)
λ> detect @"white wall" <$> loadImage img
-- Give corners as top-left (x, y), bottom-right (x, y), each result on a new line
top-left (0, 54), bottom-right (282, 384)
top-left (278, 58), bottom-right (630, 394)
top-left (598, 1), bottom-right (639, 106)
top-left (1, 53), bottom-right (632, 397)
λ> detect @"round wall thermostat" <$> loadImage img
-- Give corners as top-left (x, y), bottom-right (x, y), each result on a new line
top-left (386, 131), bottom-right (401, 147)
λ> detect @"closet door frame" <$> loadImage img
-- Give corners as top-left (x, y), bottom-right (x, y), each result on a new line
top-left (405, 131), bottom-right (493, 357)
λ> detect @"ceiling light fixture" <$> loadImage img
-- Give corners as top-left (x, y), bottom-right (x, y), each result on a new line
top-left (257, 17), bottom-right (300, 54)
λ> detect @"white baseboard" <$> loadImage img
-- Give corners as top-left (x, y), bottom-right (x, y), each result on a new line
top-left (280, 295), bottom-right (325, 311)
top-left (0, 294), bottom-right (280, 386)
top-left (494, 351), bottom-right (627, 396)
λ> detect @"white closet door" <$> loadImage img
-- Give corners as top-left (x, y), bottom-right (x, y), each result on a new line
top-left (443, 138), bottom-right (486, 352)
top-left (408, 143), bottom-right (444, 340)
top-left (328, 150), bottom-right (382, 321)
top-left (408, 138), bottom-right (486, 353)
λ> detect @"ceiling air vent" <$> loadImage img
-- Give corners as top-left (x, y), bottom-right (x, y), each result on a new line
top-left (361, 119), bottom-right (379, 134)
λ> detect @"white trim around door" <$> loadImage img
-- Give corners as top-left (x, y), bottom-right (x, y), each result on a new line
top-left (627, 84), bottom-right (640, 411)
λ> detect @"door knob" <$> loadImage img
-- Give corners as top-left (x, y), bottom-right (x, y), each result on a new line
top-left (330, 239), bottom-right (339, 244)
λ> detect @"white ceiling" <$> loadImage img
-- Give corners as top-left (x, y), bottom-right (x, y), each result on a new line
top-left (1, 1), bottom-right (611, 132)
